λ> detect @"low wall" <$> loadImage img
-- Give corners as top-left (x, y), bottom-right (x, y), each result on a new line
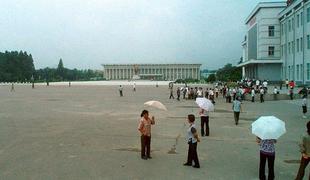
top-left (244, 93), bottom-right (302, 101)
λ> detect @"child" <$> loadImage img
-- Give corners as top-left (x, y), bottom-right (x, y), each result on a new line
top-left (302, 95), bottom-right (307, 118)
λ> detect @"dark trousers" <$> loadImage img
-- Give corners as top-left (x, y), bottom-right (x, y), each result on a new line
top-left (259, 152), bottom-right (275, 180)
top-left (186, 142), bottom-right (200, 167)
top-left (119, 91), bottom-right (123, 97)
top-left (234, 111), bottom-right (240, 125)
top-left (177, 94), bottom-right (180, 101)
top-left (260, 94), bottom-right (264, 103)
top-left (169, 93), bottom-right (174, 99)
top-left (200, 116), bottom-right (209, 136)
top-left (252, 96), bottom-right (255, 102)
top-left (295, 156), bottom-right (310, 180)
top-left (141, 135), bottom-right (151, 157)
top-left (290, 93), bottom-right (294, 100)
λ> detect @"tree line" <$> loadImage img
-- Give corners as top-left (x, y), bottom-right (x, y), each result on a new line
top-left (0, 51), bottom-right (103, 82)
top-left (205, 63), bottom-right (242, 83)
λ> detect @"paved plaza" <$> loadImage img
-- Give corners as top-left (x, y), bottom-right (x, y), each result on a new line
top-left (0, 82), bottom-right (308, 180)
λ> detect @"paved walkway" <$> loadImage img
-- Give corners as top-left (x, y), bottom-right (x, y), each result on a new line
top-left (0, 84), bottom-right (308, 179)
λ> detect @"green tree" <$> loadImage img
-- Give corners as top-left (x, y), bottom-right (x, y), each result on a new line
top-left (216, 63), bottom-right (241, 82)
top-left (57, 58), bottom-right (65, 80)
top-left (206, 74), bottom-right (216, 82)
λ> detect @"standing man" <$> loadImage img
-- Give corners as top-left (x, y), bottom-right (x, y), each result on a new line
top-left (177, 87), bottom-right (181, 101)
top-left (285, 79), bottom-right (289, 89)
top-left (10, 83), bottom-right (15, 92)
top-left (199, 108), bottom-right (209, 136)
top-left (183, 114), bottom-right (200, 168)
top-left (138, 110), bottom-right (155, 160)
top-left (169, 87), bottom-right (174, 99)
top-left (251, 88), bottom-right (255, 102)
top-left (232, 97), bottom-right (242, 125)
top-left (119, 85), bottom-right (123, 97)
top-left (260, 87), bottom-right (265, 103)
top-left (133, 82), bottom-right (136, 92)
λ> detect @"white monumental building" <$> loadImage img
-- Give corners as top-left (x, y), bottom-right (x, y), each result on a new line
top-left (239, 2), bottom-right (287, 82)
top-left (279, 0), bottom-right (310, 84)
top-left (102, 64), bottom-right (201, 81)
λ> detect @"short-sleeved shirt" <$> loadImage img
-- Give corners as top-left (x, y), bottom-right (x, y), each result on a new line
top-left (260, 139), bottom-right (276, 155)
top-left (232, 100), bottom-right (241, 112)
top-left (300, 134), bottom-right (310, 156)
top-left (138, 117), bottom-right (154, 136)
top-left (187, 124), bottom-right (197, 143)
top-left (302, 98), bottom-right (307, 107)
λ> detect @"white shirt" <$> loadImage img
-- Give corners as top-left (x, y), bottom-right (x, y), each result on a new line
top-left (256, 80), bottom-right (260, 86)
top-left (273, 88), bottom-right (278, 94)
top-left (263, 81), bottom-right (268, 87)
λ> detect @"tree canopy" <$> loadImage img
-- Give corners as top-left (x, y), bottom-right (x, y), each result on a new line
top-left (216, 63), bottom-right (242, 82)
top-left (0, 51), bottom-right (35, 82)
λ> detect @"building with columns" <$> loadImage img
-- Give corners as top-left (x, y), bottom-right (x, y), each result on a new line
top-left (102, 64), bottom-right (201, 81)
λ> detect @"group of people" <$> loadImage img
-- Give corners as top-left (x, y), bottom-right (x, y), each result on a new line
top-left (138, 110), bottom-right (201, 168)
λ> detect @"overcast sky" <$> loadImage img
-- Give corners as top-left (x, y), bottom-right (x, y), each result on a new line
top-left (0, 0), bottom-right (284, 70)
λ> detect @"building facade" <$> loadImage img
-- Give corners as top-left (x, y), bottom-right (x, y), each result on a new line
top-left (102, 64), bottom-right (201, 81)
top-left (239, 2), bottom-right (287, 82)
top-left (279, 0), bottom-right (310, 84)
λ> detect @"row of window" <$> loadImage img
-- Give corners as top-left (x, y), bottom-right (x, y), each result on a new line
top-left (281, 7), bottom-right (310, 35)
top-left (280, 35), bottom-right (310, 56)
top-left (287, 63), bottom-right (310, 80)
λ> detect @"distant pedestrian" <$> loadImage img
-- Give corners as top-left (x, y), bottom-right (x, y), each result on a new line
top-left (199, 108), bottom-right (209, 136)
top-left (273, 86), bottom-right (278, 100)
top-left (302, 95), bottom-right (307, 119)
top-left (260, 87), bottom-right (265, 103)
top-left (169, 87), bottom-right (174, 99)
top-left (289, 87), bottom-right (294, 100)
top-left (119, 85), bottom-right (123, 97)
top-left (177, 87), bottom-right (181, 101)
top-left (285, 79), bottom-right (289, 89)
top-left (133, 82), bottom-right (136, 92)
top-left (251, 88), bottom-right (255, 102)
top-left (256, 137), bottom-right (277, 180)
top-left (295, 121), bottom-right (310, 180)
top-left (69, 81), bottom-right (71, 87)
top-left (232, 97), bottom-right (242, 125)
top-left (10, 83), bottom-right (15, 92)
top-left (138, 110), bottom-right (155, 160)
top-left (183, 114), bottom-right (200, 168)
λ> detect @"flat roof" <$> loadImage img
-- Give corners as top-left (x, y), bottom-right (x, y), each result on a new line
top-left (237, 59), bottom-right (283, 67)
top-left (102, 63), bottom-right (202, 66)
top-left (245, 1), bottom-right (287, 24)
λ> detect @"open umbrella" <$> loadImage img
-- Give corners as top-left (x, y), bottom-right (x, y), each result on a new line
top-left (144, 100), bottom-right (167, 111)
top-left (195, 97), bottom-right (214, 111)
top-left (251, 116), bottom-right (286, 140)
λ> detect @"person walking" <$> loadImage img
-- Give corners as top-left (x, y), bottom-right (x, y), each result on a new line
top-left (119, 85), bottom-right (123, 97)
top-left (199, 108), bottom-right (209, 136)
top-left (256, 137), bottom-right (277, 180)
top-left (295, 121), bottom-right (310, 180)
top-left (183, 114), bottom-right (200, 168)
top-left (138, 110), bottom-right (155, 160)
top-left (232, 97), bottom-right (242, 125)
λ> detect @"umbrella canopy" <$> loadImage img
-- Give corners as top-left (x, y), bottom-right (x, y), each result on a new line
top-left (144, 100), bottom-right (167, 111)
top-left (251, 116), bottom-right (286, 140)
top-left (195, 97), bottom-right (214, 111)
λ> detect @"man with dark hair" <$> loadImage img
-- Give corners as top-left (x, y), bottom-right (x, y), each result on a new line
top-left (138, 110), bottom-right (155, 160)
top-left (184, 114), bottom-right (200, 168)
